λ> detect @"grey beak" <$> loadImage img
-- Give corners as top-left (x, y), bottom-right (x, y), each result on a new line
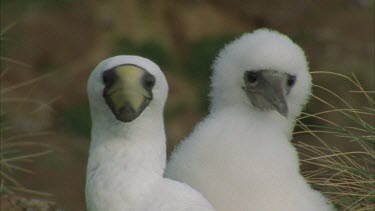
top-left (268, 85), bottom-right (288, 117)
top-left (243, 70), bottom-right (289, 117)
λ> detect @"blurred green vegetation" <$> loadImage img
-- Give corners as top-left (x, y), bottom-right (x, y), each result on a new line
top-left (60, 102), bottom-right (91, 137)
top-left (290, 31), bottom-right (316, 45)
top-left (112, 38), bottom-right (173, 67)
top-left (165, 101), bottom-right (189, 121)
top-left (184, 34), bottom-right (238, 81)
top-left (184, 34), bottom-right (238, 112)
top-left (2, 0), bottom-right (74, 12)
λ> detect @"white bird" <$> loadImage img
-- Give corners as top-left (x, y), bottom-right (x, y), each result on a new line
top-left (166, 29), bottom-right (334, 211)
top-left (86, 55), bottom-right (215, 211)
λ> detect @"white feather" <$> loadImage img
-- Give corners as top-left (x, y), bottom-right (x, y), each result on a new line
top-left (86, 56), bottom-right (215, 211)
top-left (166, 29), bottom-right (334, 211)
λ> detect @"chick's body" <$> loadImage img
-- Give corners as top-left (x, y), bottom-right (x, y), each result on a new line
top-left (166, 29), bottom-right (333, 211)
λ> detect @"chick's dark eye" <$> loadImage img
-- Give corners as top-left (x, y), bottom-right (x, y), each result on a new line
top-left (245, 71), bottom-right (258, 84)
top-left (287, 75), bottom-right (296, 87)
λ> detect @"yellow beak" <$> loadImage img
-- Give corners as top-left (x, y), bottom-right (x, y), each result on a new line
top-left (103, 65), bottom-right (154, 122)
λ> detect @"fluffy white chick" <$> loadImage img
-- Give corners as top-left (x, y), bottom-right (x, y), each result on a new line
top-left (86, 55), bottom-right (215, 211)
top-left (166, 29), bottom-right (334, 211)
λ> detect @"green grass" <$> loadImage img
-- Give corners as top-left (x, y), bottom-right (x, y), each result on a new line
top-left (295, 71), bottom-right (375, 210)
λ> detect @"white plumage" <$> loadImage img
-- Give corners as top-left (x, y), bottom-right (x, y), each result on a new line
top-left (86, 56), bottom-right (215, 211)
top-left (166, 29), bottom-right (334, 211)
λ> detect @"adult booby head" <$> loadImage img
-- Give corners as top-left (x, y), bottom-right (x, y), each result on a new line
top-left (210, 28), bottom-right (311, 119)
top-left (87, 55), bottom-right (168, 125)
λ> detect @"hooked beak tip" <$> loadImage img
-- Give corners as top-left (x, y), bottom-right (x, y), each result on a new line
top-left (276, 104), bottom-right (288, 117)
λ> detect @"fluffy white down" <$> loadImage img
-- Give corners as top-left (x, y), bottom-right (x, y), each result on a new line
top-left (166, 29), bottom-right (334, 211)
top-left (86, 55), bottom-right (215, 211)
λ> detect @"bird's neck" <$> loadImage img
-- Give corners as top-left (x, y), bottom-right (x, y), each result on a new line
top-left (89, 118), bottom-right (166, 173)
top-left (86, 111), bottom-right (166, 208)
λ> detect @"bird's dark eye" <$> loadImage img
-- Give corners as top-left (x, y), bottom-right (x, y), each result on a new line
top-left (245, 71), bottom-right (259, 85)
top-left (143, 73), bottom-right (156, 90)
top-left (287, 75), bottom-right (296, 87)
top-left (102, 69), bottom-right (116, 87)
